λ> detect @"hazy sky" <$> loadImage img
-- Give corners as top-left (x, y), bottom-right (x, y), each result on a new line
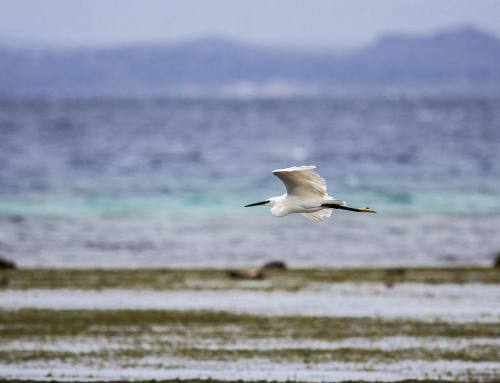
top-left (1, 0), bottom-right (499, 47)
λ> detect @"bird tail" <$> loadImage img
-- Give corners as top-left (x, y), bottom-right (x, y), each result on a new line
top-left (302, 209), bottom-right (332, 222)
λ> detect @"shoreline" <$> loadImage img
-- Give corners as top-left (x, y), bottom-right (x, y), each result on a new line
top-left (1, 266), bottom-right (499, 291)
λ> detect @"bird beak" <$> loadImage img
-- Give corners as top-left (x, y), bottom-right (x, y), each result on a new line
top-left (244, 200), bottom-right (270, 207)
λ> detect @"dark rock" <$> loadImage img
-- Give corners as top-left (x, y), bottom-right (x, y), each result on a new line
top-left (227, 268), bottom-right (264, 280)
top-left (0, 257), bottom-right (16, 269)
top-left (494, 252), bottom-right (500, 268)
top-left (262, 261), bottom-right (287, 271)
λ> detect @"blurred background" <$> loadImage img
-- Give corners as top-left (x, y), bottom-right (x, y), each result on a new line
top-left (1, 0), bottom-right (500, 268)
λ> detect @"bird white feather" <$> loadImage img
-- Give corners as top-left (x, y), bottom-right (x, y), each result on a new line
top-left (302, 208), bottom-right (332, 222)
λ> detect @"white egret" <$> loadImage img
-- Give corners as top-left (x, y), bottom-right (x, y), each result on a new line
top-left (245, 165), bottom-right (376, 222)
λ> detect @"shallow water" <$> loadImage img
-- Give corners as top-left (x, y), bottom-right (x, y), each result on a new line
top-left (1, 358), bottom-right (499, 382)
top-left (1, 283), bottom-right (498, 322)
top-left (1, 211), bottom-right (500, 268)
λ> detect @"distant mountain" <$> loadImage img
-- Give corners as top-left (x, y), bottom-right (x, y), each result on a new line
top-left (1, 26), bottom-right (500, 97)
top-left (342, 27), bottom-right (500, 90)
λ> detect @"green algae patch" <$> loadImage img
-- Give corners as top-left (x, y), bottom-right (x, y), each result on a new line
top-left (175, 346), bottom-right (500, 363)
top-left (1, 309), bottom-right (499, 341)
top-left (0, 345), bottom-right (498, 365)
top-left (1, 266), bottom-right (499, 291)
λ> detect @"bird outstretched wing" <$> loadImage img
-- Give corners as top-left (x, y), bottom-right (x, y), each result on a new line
top-left (272, 165), bottom-right (327, 197)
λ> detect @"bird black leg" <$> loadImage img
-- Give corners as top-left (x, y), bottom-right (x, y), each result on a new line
top-left (321, 204), bottom-right (376, 213)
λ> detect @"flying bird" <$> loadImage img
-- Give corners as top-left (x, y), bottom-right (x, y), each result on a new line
top-left (245, 165), bottom-right (376, 222)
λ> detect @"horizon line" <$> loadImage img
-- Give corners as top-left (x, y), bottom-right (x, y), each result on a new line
top-left (1, 23), bottom-right (498, 51)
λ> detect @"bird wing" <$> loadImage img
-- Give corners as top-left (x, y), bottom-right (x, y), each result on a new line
top-left (272, 165), bottom-right (327, 197)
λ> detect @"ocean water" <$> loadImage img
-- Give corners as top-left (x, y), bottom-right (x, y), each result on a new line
top-left (0, 97), bottom-right (499, 267)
